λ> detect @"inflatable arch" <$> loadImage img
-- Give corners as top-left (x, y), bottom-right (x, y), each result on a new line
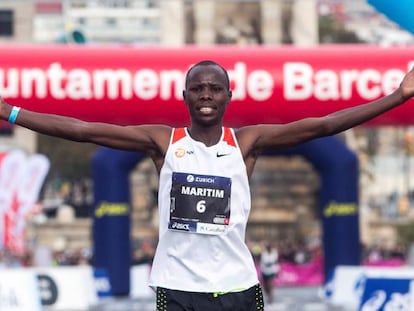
top-left (92, 135), bottom-right (359, 296)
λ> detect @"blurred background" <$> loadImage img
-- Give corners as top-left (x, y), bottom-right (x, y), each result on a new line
top-left (1, 1), bottom-right (414, 310)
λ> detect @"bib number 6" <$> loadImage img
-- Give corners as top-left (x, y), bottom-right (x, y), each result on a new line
top-left (196, 200), bottom-right (206, 213)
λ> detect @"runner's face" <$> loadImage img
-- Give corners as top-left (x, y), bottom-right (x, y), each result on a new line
top-left (183, 65), bottom-right (231, 126)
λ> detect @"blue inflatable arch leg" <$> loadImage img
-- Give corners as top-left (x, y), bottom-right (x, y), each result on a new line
top-left (91, 147), bottom-right (146, 296)
top-left (268, 136), bottom-right (361, 280)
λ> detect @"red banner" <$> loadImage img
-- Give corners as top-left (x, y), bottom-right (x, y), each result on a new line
top-left (0, 44), bottom-right (414, 126)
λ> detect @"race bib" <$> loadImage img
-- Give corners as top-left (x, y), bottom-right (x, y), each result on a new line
top-left (168, 172), bottom-right (231, 235)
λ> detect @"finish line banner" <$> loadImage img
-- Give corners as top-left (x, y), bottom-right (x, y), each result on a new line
top-left (0, 45), bottom-right (414, 127)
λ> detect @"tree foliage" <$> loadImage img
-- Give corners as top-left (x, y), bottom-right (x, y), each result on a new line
top-left (396, 221), bottom-right (414, 246)
top-left (319, 15), bottom-right (365, 44)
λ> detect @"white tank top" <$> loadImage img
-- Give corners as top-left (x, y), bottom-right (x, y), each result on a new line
top-left (148, 127), bottom-right (259, 292)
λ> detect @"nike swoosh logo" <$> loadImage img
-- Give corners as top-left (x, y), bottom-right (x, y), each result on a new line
top-left (216, 152), bottom-right (231, 157)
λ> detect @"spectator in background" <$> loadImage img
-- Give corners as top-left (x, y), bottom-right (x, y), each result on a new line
top-left (367, 244), bottom-right (384, 264)
top-left (132, 241), bottom-right (155, 265)
top-left (249, 241), bottom-right (262, 266)
top-left (294, 240), bottom-right (311, 265)
top-left (260, 242), bottom-right (280, 303)
top-left (390, 244), bottom-right (406, 261)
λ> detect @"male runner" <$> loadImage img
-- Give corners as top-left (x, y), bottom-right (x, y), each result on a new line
top-left (1, 60), bottom-right (414, 310)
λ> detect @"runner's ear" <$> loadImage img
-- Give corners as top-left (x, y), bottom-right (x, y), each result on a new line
top-left (183, 90), bottom-right (188, 105)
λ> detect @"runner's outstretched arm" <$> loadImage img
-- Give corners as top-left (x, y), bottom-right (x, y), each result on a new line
top-left (242, 66), bottom-right (414, 153)
top-left (0, 96), bottom-right (170, 155)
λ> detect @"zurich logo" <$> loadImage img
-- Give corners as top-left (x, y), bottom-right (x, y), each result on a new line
top-left (187, 175), bottom-right (195, 182)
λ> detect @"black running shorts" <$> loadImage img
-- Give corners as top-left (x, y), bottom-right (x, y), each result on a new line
top-left (156, 283), bottom-right (264, 311)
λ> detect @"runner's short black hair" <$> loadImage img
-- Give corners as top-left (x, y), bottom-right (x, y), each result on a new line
top-left (185, 60), bottom-right (230, 90)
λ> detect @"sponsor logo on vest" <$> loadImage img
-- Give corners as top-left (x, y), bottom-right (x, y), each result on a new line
top-left (171, 222), bottom-right (190, 231)
top-left (197, 223), bottom-right (226, 234)
top-left (186, 174), bottom-right (216, 183)
top-left (175, 148), bottom-right (186, 158)
top-left (216, 152), bottom-right (231, 158)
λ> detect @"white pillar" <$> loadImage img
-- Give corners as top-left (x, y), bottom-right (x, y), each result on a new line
top-left (160, 0), bottom-right (185, 46)
top-left (291, 0), bottom-right (319, 46)
top-left (193, 1), bottom-right (216, 45)
top-left (260, 0), bottom-right (283, 44)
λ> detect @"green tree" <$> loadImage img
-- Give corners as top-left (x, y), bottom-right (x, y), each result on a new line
top-left (319, 15), bottom-right (365, 44)
top-left (396, 221), bottom-right (414, 246)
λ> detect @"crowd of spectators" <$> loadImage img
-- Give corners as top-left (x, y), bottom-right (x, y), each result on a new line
top-left (0, 246), bottom-right (92, 268)
top-left (41, 177), bottom-right (94, 218)
top-left (0, 248), bottom-right (32, 267)
top-left (1, 237), bottom-right (411, 293)
top-left (249, 238), bottom-right (410, 270)
top-left (0, 241), bottom-right (157, 268)
top-left (362, 243), bottom-right (407, 265)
